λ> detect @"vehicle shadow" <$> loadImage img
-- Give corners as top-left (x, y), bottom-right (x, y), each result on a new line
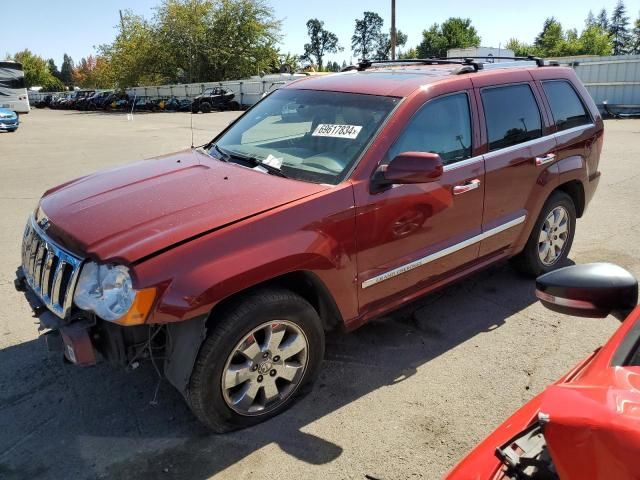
top-left (0, 261), bottom-right (539, 480)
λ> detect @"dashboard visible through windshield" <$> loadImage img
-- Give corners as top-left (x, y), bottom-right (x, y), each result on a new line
top-left (210, 88), bottom-right (400, 184)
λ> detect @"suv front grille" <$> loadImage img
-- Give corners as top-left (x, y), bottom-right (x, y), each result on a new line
top-left (21, 217), bottom-right (83, 318)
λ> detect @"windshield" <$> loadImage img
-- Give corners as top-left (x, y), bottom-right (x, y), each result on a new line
top-left (211, 88), bottom-right (400, 184)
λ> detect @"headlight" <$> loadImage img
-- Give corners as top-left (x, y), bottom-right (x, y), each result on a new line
top-left (74, 262), bottom-right (136, 321)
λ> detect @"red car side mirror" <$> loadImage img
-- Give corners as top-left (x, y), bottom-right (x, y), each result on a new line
top-left (371, 152), bottom-right (444, 193)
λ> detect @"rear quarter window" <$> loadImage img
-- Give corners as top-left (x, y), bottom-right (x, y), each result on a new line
top-left (542, 80), bottom-right (592, 131)
top-left (481, 84), bottom-right (543, 152)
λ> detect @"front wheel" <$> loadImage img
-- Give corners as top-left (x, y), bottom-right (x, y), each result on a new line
top-left (511, 191), bottom-right (576, 276)
top-left (187, 288), bottom-right (325, 432)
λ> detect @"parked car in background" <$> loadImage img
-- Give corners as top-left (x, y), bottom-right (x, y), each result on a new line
top-left (15, 57), bottom-right (602, 432)
top-left (86, 91), bottom-right (113, 110)
top-left (0, 107), bottom-right (19, 131)
top-left (191, 87), bottom-right (239, 113)
top-left (447, 262), bottom-right (640, 480)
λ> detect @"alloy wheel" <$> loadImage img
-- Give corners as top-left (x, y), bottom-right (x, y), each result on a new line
top-left (538, 206), bottom-right (570, 266)
top-left (221, 320), bottom-right (309, 416)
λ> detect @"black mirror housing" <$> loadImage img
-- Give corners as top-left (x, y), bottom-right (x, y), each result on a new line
top-left (536, 263), bottom-right (638, 321)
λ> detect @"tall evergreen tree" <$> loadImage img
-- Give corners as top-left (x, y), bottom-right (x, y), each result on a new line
top-left (609, 0), bottom-right (631, 55)
top-left (631, 14), bottom-right (640, 54)
top-left (597, 8), bottom-right (609, 30)
top-left (60, 54), bottom-right (74, 86)
top-left (47, 59), bottom-right (62, 81)
top-left (585, 10), bottom-right (597, 27)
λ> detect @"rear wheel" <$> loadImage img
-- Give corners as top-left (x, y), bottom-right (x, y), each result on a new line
top-left (200, 102), bottom-right (212, 113)
top-left (187, 288), bottom-right (324, 432)
top-left (228, 100), bottom-right (240, 111)
top-left (511, 191), bottom-right (576, 276)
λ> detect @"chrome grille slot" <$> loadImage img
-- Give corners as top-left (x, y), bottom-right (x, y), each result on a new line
top-left (21, 217), bottom-right (83, 318)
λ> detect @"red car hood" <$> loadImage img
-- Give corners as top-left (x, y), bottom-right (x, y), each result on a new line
top-left (447, 307), bottom-right (640, 480)
top-left (542, 377), bottom-right (640, 480)
top-left (40, 149), bottom-right (328, 263)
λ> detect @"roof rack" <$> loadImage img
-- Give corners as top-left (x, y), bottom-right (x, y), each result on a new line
top-left (443, 55), bottom-right (545, 67)
top-left (352, 58), bottom-right (484, 72)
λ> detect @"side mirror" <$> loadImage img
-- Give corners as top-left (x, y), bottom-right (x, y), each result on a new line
top-left (371, 152), bottom-right (443, 193)
top-left (536, 263), bottom-right (638, 321)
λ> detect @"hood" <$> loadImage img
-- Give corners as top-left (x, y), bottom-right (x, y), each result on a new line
top-left (541, 378), bottom-right (640, 480)
top-left (40, 149), bottom-right (328, 263)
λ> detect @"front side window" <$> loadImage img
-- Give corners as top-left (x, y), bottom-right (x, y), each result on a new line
top-left (212, 89), bottom-right (400, 184)
top-left (542, 80), bottom-right (591, 131)
top-left (482, 84), bottom-right (542, 151)
top-left (388, 93), bottom-right (472, 165)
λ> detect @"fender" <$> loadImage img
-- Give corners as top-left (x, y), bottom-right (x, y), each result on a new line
top-left (132, 183), bottom-right (358, 325)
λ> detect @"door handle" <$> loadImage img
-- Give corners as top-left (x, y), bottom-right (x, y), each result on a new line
top-left (535, 153), bottom-right (556, 166)
top-left (453, 179), bottom-right (481, 195)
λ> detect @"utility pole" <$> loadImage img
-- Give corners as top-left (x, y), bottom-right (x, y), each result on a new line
top-left (391, 0), bottom-right (396, 60)
top-left (119, 9), bottom-right (125, 32)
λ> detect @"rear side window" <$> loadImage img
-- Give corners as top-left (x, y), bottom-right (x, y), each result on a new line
top-left (388, 93), bottom-right (472, 165)
top-left (542, 80), bottom-right (591, 131)
top-left (481, 84), bottom-right (542, 151)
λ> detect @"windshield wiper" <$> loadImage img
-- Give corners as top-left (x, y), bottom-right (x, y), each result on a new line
top-left (209, 144), bottom-right (230, 162)
top-left (225, 150), bottom-right (289, 178)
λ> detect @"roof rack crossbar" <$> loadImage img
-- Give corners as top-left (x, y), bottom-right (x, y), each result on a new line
top-left (443, 56), bottom-right (545, 67)
top-left (355, 58), bottom-right (483, 72)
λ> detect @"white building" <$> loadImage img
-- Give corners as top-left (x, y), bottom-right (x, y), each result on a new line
top-left (447, 47), bottom-right (516, 62)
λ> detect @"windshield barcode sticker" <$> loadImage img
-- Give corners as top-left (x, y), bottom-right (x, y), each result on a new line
top-left (312, 124), bottom-right (362, 139)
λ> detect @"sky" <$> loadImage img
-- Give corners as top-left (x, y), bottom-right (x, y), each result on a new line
top-left (2, 0), bottom-right (634, 67)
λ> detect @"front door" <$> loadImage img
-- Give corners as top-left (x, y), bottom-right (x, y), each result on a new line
top-left (355, 91), bottom-right (485, 314)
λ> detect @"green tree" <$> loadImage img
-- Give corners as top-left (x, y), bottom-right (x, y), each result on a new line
top-left (99, 0), bottom-right (281, 88)
top-left (375, 29), bottom-right (408, 60)
top-left (505, 38), bottom-right (535, 56)
top-left (11, 50), bottom-right (64, 90)
top-left (47, 59), bottom-right (62, 81)
top-left (417, 18), bottom-right (480, 58)
top-left (398, 47), bottom-right (418, 59)
top-left (99, 12), bottom-right (161, 87)
top-left (579, 24), bottom-right (613, 55)
top-left (534, 18), bottom-right (565, 56)
top-left (278, 52), bottom-right (300, 73)
top-left (631, 15), bottom-right (640, 54)
top-left (352, 11), bottom-right (385, 60)
top-left (508, 17), bottom-right (612, 58)
top-left (60, 54), bottom-right (74, 86)
top-left (301, 18), bottom-right (341, 70)
top-left (585, 10), bottom-right (597, 27)
top-left (597, 8), bottom-right (609, 30)
top-left (610, 0), bottom-right (631, 55)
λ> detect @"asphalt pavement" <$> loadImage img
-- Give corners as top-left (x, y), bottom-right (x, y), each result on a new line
top-left (0, 110), bottom-right (637, 479)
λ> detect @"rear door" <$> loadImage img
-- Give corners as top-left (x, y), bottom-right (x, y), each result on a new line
top-left (355, 89), bottom-right (485, 313)
top-left (538, 78), bottom-right (600, 187)
top-left (473, 78), bottom-right (557, 257)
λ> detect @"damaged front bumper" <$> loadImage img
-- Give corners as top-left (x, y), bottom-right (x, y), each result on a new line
top-left (15, 266), bottom-right (97, 366)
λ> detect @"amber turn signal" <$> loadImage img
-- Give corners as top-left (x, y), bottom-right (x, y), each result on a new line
top-left (113, 287), bottom-right (157, 326)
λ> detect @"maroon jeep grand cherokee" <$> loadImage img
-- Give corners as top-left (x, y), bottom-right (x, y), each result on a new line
top-left (15, 58), bottom-right (602, 431)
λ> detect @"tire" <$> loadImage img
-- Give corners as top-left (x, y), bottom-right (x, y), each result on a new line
top-left (228, 100), bottom-right (240, 111)
top-left (511, 191), bottom-right (576, 277)
top-left (187, 288), bottom-right (325, 432)
top-left (200, 102), bottom-right (212, 114)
